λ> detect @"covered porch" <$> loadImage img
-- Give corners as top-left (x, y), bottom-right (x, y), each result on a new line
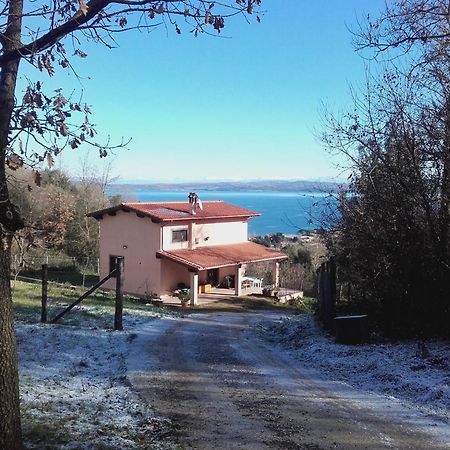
top-left (156, 241), bottom-right (287, 306)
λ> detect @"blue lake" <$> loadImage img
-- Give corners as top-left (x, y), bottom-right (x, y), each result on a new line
top-left (116, 190), bottom-right (334, 236)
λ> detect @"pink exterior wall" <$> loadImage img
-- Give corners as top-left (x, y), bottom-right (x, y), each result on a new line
top-left (159, 264), bottom-right (211, 294)
top-left (198, 270), bottom-right (208, 284)
top-left (98, 211), bottom-right (162, 297)
top-left (160, 258), bottom-right (191, 293)
top-left (99, 213), bottom-right (252, 297)
top-left (218, 266), bottom-right (235, 281)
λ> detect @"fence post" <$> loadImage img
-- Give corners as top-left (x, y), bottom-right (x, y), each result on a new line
top-left (114, 257), bottom-right (124, 331)
top-left (317, 259), bottom-right (337, 330)
top-left (329, 257), bottom-right (336, 310)
top-left (41, 264), bottom-right (48, 323)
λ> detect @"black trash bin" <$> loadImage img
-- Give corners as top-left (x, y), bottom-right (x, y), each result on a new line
top-left (334, 315), bottom-right (368, 344)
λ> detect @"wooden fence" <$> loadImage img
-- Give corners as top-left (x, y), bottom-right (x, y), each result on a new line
top-left (40, 257), bottom-right (124, 331)
top-left (317, 257), bottom-right (336, 329)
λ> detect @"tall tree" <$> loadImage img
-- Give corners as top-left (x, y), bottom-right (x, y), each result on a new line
top-left (0, 1), bottom-right (261, 447)
top-left (354, 0), bottom-right (450, 61)
top-left (324, 0), bottom-right (450, 337)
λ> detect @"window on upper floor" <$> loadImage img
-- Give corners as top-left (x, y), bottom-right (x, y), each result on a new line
top-left (172, 229), bottom-right (188, 243)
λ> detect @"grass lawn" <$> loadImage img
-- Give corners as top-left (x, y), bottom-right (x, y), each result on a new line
top-left (12, 279), bottom-right (316, 327)
top-left (187, 294), bottom-right (317, 314)
top-left (11, 280), bottom-right (175, 328)
top-left (18, 269), bottom-right (99, 288)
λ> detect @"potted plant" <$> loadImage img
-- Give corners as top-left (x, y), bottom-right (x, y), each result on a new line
top-left (177, 289), bottom-right (190, 308)
top-left (262, 285), bottom-right (274, 297)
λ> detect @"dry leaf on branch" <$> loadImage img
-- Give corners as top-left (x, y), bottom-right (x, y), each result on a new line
top-left (34, 171), bottom-right (42, 187)
top-left (46, 154), bottom-right (54, 168)
top-left (79, 0), bottom-right (89, 15)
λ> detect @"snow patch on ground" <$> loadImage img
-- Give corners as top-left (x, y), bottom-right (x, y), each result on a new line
top-left (255, 314), bottom-right (450, 423)
top-left (17, 306), bottom-right (178, 449)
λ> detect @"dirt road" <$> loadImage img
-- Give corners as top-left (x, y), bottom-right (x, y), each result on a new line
top-left (127, 312), bottom-right (449, 449)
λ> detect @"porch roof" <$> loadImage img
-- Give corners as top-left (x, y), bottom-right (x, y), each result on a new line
top-left (157, 241), bottom-right (288, 271)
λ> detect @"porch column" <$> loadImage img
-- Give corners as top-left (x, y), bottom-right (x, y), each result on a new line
top-left (190, 271), bottom-right (199, 306)
top-left (235, 264), bottom-right (243, 297)
top-left (272, 261), bottom-right (280, 288)
top-left (188, 222), bottom-right (194, 249)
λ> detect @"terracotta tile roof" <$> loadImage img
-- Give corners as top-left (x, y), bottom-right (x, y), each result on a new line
top-left (157, 241), bottom-right (287, 270)
top-left (88, 201), bottom-right (259, 222)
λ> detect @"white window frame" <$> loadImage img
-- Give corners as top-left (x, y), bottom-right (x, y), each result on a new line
top-left (172, 228), bottom-right (188, 243)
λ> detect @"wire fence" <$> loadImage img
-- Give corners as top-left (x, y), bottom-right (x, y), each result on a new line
top-left (12, 255), bottom-right (99, 273)
top-left (11, 255), bottom-right (100, 288)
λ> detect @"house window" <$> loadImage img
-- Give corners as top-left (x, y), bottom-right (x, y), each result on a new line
top-left (172, 229), bottom-right (188, 243)
top-left (109, 255), bottom-right (124, 277)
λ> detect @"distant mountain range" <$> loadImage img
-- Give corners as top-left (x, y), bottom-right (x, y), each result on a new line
top-left (112, 179), bottom-right (343, 193)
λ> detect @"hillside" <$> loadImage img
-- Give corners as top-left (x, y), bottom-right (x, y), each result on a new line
top-left (112, 179), bottom-right (342, 194)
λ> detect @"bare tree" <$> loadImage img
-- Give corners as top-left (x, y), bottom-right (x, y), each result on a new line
top-left (0, 1), bottom-right (262, 447)
top-left (354, 0), bottom-right (450, 62)
top-left (324, 1), bottom-right (450, 338)
top-left (65, 157), bottom-right (115, 259)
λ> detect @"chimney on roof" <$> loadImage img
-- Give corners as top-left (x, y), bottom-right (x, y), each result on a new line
top-left (188, 192), bottom-right (203, 215)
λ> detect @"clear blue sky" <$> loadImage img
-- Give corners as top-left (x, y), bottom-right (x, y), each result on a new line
top-left (18, 0), bottom-right (385, 183)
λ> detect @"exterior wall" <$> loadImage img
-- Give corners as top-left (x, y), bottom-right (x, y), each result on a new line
top-left (193, 220), bottom-right (247, 247)
top-left (160, 258), bottom-right (191, 293)
top-left (162, 224), bottom-right (190, 250)
top-left (160, 266), bottom-right (239, 294)
top-left (161, 219), bottom-right (248, 251)
top-left (99, 213), bottom-right (250, 296)
top-left (198, 270), bottom-right (208, 285)
top-left (98, 211), bottom-right (162, 297)
top-left (218, 266), bottom-right (235, 286)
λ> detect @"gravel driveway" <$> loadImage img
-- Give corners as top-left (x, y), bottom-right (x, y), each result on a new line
top-left (127, 311), bottom-right (450, 449)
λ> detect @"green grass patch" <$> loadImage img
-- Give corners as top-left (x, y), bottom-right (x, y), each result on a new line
top-left (12, 280), bottom-right (164, 326)
top-left (22, 411), bottom-right (73, 450)
top-left (187, 294), bottom-right (317, 313)
top-left (12, 280), bottom-right (315, 325)
top-left (19, 269), bottom-right (99, 288)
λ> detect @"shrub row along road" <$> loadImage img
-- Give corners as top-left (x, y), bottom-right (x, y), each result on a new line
top-left (127, 311), bottom-right (449, 449)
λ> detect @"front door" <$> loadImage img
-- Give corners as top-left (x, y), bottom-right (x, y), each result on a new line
top-left (207, 269), bottom-right (219, 286)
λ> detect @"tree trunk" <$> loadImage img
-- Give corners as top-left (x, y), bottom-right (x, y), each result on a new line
top-left (0, 234), bottom-right (22, 449)
top-left (0, 0), bottom-right (25, 448)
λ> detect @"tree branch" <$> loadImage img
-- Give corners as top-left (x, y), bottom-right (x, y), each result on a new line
top-left (0, 0), bottom-right (112, 65)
